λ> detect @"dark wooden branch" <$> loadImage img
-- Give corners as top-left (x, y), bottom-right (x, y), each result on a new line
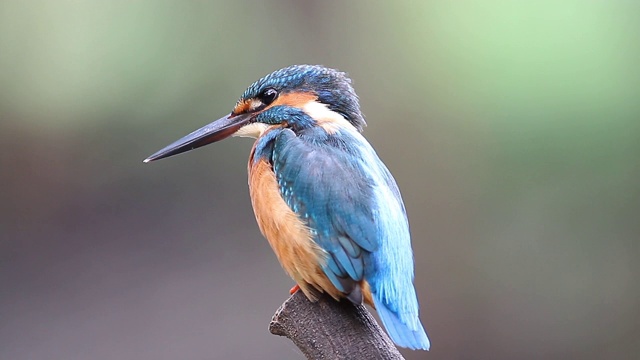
top-left (269, 291), bottom-right (405, 360)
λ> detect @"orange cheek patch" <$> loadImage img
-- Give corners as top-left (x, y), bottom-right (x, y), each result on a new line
top-left (233, 100), bottom-right (250, 115)
top-left (267, 92), bottom-right (317, 110)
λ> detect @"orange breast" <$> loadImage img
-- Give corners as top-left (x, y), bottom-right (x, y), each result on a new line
top-left (248, 151), bottom-right (344, 301)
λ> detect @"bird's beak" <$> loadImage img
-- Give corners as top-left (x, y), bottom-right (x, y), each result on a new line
top-left (143, 113), bottom-right (251, 163)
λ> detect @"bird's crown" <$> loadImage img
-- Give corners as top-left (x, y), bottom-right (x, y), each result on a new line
top-left (233, 65), bottom-right (366, 131)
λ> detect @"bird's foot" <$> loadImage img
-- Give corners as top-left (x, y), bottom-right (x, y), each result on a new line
top-left (289, 284), bottom-right (300, 295)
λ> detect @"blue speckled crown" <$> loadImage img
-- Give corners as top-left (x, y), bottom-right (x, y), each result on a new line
top-left (240, 65), bottom-right (366, 131)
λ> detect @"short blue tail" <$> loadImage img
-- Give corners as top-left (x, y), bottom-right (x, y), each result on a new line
top-left (374, 297), bottom-right (430, 350)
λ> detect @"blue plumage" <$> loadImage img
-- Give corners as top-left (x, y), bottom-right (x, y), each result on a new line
top-left (144, 65), bottom-right (430, 350)
top-left (252, 105), bottom-right (430, 350)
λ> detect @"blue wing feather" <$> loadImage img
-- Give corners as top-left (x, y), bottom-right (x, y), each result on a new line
top-left (253, 123), bottom-right (429, 350)
top-left (263, 127), bottom-right (378, 290)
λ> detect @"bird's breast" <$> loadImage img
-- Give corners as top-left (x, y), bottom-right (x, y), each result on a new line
top-left (247, 149), bottom-right (342, 300)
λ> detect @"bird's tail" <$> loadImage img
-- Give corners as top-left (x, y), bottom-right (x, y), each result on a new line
top-left (373, 296), bottom-right (430, 350)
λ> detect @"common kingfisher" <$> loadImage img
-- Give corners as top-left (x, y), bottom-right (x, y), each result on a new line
top-left (144, 65), bottom-right (430, 350)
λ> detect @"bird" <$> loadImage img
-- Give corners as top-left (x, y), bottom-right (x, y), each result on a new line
top-left (144, 65), bottom-right (430, 350)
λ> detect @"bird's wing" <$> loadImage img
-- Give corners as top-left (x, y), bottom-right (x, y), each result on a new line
top-left (269, 128), bottom-right (386, 300)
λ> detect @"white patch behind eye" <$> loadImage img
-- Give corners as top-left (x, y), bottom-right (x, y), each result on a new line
top-left (233, 122), bottom-right (270, 139)
top-left (248, 99), bottom-right (263, 112)
top-left (302, 101), bottom-right (355, 134)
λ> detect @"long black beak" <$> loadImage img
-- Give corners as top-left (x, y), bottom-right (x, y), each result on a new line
top-left (143, 113), bottom-right (251, 163)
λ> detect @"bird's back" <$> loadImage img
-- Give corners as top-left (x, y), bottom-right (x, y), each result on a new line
top-left (249, 116), bottom-right (430, 350)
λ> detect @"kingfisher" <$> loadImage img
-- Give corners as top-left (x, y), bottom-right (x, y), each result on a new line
top-left (144, 65), bottom-right (430, 350)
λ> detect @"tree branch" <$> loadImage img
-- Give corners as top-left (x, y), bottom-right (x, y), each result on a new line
top-left (269, 291), bottom-right (405, 360)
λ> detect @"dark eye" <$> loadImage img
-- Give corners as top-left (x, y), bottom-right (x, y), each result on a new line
top-left (258, 88), bottom-right (278, 106)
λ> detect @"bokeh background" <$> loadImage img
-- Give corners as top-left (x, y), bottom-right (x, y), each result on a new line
top-left (1, 1), bottom-right (639, 359)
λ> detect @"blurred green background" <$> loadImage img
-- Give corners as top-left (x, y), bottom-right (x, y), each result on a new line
top-left (1, 1), bottom-right (639, 359)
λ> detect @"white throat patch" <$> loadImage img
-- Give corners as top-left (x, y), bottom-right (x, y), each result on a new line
top-left (233, 122), bottom-right (270, 139)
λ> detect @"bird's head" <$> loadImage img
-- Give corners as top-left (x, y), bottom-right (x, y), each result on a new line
top-left (144, 65), bottom-right (365, 162)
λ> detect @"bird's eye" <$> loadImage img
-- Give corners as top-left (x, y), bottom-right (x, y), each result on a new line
top-left (258, 88), bottom-right (278, 106)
